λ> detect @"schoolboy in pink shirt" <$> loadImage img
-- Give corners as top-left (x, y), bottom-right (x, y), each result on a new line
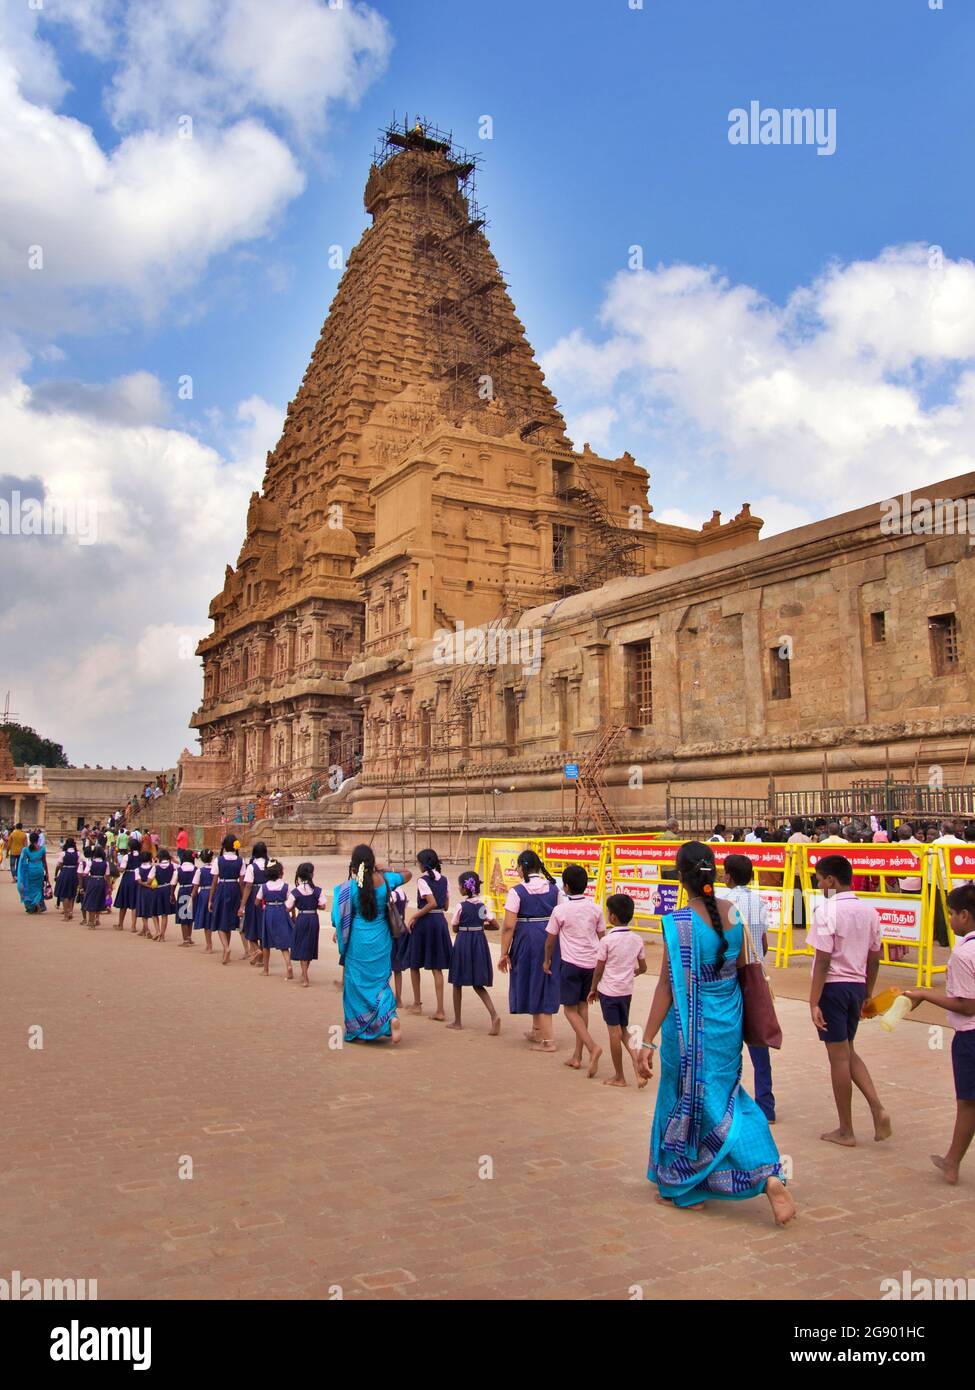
top-left (906, 881), bottom-right (975, 1184)
top-left (809, 854), bottom-right (891, 1148)
top-left (542, 864), bottom-right (605, 1076)
top-left (588, 893), bottom-right (647, 1088)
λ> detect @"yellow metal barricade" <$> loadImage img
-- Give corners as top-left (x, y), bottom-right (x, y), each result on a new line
top-left (792, 843), bottom-right (939, 986)
top-left (475, 834), bottom-right (609, 920)
top-left (930, 841), bottom-right (975, 973)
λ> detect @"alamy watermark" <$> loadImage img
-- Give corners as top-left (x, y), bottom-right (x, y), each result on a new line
top-left (432, 621), bottom-right (542, 676)
top-left (0, 491), bottom-right (97, 545)
top-left (1, 1269), bottom-right (97, 1299)
top-left (880, 490), bottom-right (975, 539)
top-left (728, 101), bottom-right (837, 156)
top-left (881, 1269), bottom-right (975, 1300)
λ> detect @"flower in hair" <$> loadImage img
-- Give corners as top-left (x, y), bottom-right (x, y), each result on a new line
top-left (355, 862), bottom-right (366, 888)
top-left (702, 883), bottom-right (713, 896)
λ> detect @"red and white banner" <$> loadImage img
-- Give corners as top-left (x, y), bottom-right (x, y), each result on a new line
top-left (806, 846), bottom-right (922, 874)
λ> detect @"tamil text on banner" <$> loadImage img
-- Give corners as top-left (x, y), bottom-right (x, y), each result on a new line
top-left (537, 838), bottom-right (606, 901)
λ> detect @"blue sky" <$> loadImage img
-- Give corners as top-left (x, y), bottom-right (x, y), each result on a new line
top-left (2, 0), bottom-right (974, 764)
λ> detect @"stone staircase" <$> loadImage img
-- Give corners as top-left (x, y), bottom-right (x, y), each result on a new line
top-left (233, 775), bottom-right (360, 856)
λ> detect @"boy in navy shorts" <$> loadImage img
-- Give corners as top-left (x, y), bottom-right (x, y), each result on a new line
top-left (905, 881), bottom-right (975, 1184)
top-left (543, 863), bottom-right (606, 1074)
top-left (588, 894), bottom-right (647, 1088)
top-left (809, 854), bottom-right (891, 1147)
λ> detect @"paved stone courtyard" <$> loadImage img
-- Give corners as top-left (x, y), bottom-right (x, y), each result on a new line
top-left (1, 861), bottom-right (972, 1302)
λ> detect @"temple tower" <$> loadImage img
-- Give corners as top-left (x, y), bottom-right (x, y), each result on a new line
top-left (190, 118), bottom-right (760, 801)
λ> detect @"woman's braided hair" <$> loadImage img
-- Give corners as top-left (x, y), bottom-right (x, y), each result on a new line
top-left (676, 840), bottom-right (727, 970)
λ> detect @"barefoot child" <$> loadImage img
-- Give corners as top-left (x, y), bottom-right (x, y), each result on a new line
top-left (542, 863), bottom-right (605, 1075)
top-left (191, 849), bottom-right (215, 952)
top-left (174, 849), bottom-right (197, 946)
top-left (447, 871), bottom-right (500, 1034)
top-left (809, 853), bottom-right (892, 1147)
top-left (152, 850), bottom-right (178, 943)
top-left (79, 841), bottom-right (112, 931)
top-left (258, 859), bottom-right (293, 978)
top-left (905, 882), bottom-right (975, 1184)
top-left (114, 842), bottom-right (141, 932)
top-left (53, 838), bottom-right (80, 921)
top-left (406, 848), bottom-right (452, 1020)
top-left (588, 893), bottom-right (647, 1087)
top-left (289, 862), bottom-right (321, 988)
top-left (240, 842), bottom-right (270, 965)
top-left (135, 850), bottom-right (158, 938)
top-left (208, 835), bottom-right (244, 964)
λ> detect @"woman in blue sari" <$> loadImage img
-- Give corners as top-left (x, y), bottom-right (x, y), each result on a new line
top-left (637, 841), bottom-right (796, 1225)
top-left (331, 844), bottom-right (412, 1044)
top-left (17, 833), bottom-right (49, 914)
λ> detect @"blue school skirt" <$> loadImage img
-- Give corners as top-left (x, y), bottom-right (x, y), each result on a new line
top-left (407, 911), bottom-right (452, 970)
top-left (54, 864), bottom-right (79, 903)
top-left (291, 910), bottom-right (320, 961)
top-left (114, 870), bottom-right (138, 911)
top-left (80, 875), bottom-right (109, 914)
top-left (508, 919), bottom-right (561, 1015)
top-left (242, 894), bottom-right (264, 943)
top-left (209, 880), bottom-right (242, 934)
top-left (193, 884), bottom-right (212, 929)
top-left (448, 928), bottom-right (493, 988)
top-left (260, 902), bottom-right (293, 951)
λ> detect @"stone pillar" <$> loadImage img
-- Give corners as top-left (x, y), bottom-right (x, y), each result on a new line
top-left (721, 591), bottom-right (765, 737)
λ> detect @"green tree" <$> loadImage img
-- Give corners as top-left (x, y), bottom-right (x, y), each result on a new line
top-left (1, 722), bottom-right (69, 768)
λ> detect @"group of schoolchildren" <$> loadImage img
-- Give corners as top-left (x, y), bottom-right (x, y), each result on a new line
top-left (384, 849), bottom-right (650, 1084)
top-left (39, 827), bottom-right (975, 1181)
top-left (48, 833), bottom-right (324, 984)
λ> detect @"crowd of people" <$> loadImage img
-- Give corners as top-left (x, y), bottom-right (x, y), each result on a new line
top-left (702, 813), bottom-right (975, 846)
top-left (6, 820), bottom-right (974, 1220)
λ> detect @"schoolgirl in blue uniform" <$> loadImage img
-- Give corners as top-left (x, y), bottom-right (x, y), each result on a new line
top-left (499, 849), bottom-right (563, 1052)
top-left (209, 834), bottom-right (245, 964)
top-left (240, 842), bottom-right (269, 966)
top-left (114, 843), bottom-right (141, 932)
top-left (257, 860), bottom-right (293, 978)
top-left (174, 850), bottom-right (197, 946)
top-left (53, 838), bottom-right (80, 921)
top-left (289, 861), bottom-right (321, 988)
top-left (152, 850), bottom-right (177, 943)
top-left (135, 850), bottom-right (158, 938)
top-left (406, 848), bottom-right (452, 1020)
top-left (192, 849), bottom-right (215, 951)
top-left (80, 844), bottom-right (112, 931)
top-left (447, 870), bottom-right (500, 1034)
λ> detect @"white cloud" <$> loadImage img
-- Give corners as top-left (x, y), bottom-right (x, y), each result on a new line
top-left (0, 350), bottom-right (283, 766)
top-left (28, 370), bottom-right (168, 424)
top-left (0, 1), bottom-right (390, 328)
top-left (542, 245), bottom-right (975, 535)
top-left (0, 61), bottom-right (305, 326)
top-left (565, 405), bottom-right (618, 454)
top-left (43, 0), bottom-right (392, 136)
